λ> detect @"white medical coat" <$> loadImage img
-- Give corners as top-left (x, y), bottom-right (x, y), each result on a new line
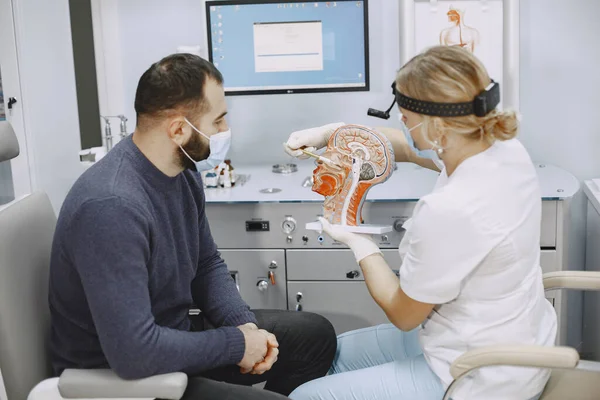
top-left (399, 138), bottom-right (557, 400)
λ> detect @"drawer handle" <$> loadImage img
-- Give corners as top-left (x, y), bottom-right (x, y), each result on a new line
top-left (346, 270), bottom-right (360, 279)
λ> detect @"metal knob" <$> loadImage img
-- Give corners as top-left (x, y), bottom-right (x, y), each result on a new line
top-left (393, 219), bottom-right (406, 232)
top-left (269, 261), bottom-right (278, 269)
top-left (257, 280), bottom-right (268, 292)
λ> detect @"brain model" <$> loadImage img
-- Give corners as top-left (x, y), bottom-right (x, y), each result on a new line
top-left (312, 124), bottom-right (395, 226)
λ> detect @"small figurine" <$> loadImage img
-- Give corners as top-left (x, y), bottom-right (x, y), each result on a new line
top-left (224, 159), bottom-right (236, 186)
top-left (205, 169), bottom-right (219, 188)
top-left (216, 161), bottom-right (234, 188)
top-left (223, 167), bottom-right (232, 188)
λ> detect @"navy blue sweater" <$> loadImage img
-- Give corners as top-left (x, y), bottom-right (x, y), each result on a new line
top-left (48, 135), bottom-right (256, 379)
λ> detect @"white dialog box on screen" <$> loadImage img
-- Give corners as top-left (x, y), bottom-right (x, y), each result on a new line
top-left (253, 21), bottom-right (324, 73)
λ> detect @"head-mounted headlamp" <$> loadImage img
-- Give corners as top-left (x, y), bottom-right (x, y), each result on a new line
top-left (367, 80), bottom-right (500, 119)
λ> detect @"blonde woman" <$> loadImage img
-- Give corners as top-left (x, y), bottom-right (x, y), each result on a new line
top-left (283, 46), bottom-right (555, 400)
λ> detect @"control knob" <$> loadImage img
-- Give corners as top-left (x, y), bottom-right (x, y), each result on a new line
top-left (393, 219), bottom-right (406, 232)
top-left (257, 280), bottom-right (269, 292)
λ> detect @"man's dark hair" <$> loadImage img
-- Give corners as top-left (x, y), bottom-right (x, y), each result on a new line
top-left (134, 53), bottom-right (223, 128)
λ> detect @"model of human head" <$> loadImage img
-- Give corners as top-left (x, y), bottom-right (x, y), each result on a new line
top-left (312, 124), bottom-right (395, 226)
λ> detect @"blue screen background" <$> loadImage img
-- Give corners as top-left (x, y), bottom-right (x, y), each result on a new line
top-left (207, 1), bottom-right (367, 91)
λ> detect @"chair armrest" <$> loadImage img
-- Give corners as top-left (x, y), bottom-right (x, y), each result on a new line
top-left (57, 369), bottom-right (188, 399)
top-left (543, 271), bottom-right (600, 291)
top-left (449, 345), bottom-right (579, 379)
top-left (0, 121), bottom-right (20, 163)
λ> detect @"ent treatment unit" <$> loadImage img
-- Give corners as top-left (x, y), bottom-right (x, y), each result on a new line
top-left (204, 162), bottom-right (579, 345)
top-left (201, 0), bottom-right (578, 345)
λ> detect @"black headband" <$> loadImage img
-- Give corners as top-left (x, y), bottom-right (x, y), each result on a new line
top-left (393, 80), bottom-right (500, 117)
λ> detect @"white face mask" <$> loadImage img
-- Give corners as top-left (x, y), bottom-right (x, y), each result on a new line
top-left (179, 118), bottom-right (231, 171)
top-left (397, 113), bottom-right (445, 170)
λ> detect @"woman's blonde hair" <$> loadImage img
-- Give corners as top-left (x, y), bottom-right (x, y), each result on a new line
top-left (396, 46), bottom-right (518, 146)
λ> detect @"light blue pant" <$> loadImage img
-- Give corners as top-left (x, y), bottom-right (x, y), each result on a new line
top-left (289, 324), bottom-right (544, 400)
top-left (289, 324), bottom-right (444, 400)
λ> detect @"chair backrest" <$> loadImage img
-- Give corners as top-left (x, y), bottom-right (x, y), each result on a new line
top-left (0, 121), bottom-right (20, 163)
top-left (0, 192), bottom-right (56, 399)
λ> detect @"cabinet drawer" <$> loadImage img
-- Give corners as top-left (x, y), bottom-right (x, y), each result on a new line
top-left (288, 281), bottom-right (389, 334)
top-left (287, 249), bottom-right (559, 280)
top-left (286, 249), bottom-right (401, 281)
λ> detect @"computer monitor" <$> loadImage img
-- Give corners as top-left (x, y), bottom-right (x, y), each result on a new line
top-left (205, 0), bottom-right (369, 95)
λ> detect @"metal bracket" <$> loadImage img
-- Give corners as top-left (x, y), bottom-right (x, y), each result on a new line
top-left (7, 97), bottom-right (17, 110)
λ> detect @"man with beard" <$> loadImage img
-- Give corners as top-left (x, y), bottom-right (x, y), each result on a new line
top-left (48, 54), bottom-right (336, 400)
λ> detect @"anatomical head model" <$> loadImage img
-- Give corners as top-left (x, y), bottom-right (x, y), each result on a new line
top-left (312, 124), bottom-right (395, 226)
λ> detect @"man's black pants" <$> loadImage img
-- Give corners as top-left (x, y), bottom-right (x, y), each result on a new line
top-left (180, 309), bottom-right (337, 400)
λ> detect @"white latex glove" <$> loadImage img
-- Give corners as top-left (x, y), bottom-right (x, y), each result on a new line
top-left (318, 217), bottom-right (381, 263)
top-left (283, 122), bottom-right (345, 159)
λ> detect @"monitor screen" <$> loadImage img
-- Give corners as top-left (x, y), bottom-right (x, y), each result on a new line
top-left (205, 0), bottom-right (369, 95)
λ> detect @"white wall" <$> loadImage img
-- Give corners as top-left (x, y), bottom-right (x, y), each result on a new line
top-left (12, 0), bottom-right (82, 212)
top-left (519, 0), bottom-right (600, 173)
top-left (520, 0), bottom-right (600, 350)
top-left (520, 0), bottom-right (600, 178)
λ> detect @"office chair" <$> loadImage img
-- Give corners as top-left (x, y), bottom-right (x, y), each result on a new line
top-left (0, 120), bottom-right (187, 399)
top-left (444, 271), bottom-right (600, 400)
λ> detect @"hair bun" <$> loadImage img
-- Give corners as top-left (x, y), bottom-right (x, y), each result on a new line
top-left (483, 110), bottom-right (519, 141)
